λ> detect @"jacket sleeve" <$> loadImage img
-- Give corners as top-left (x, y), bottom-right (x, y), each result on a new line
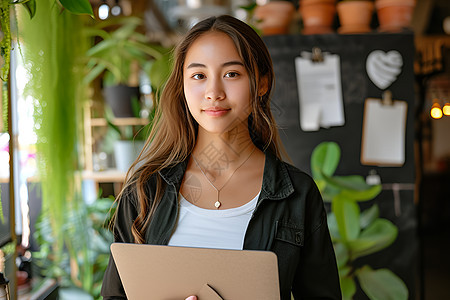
top-left (101, 189), bottom-right (139, 300)
top-left (292, 184), bottom-right (342, 299)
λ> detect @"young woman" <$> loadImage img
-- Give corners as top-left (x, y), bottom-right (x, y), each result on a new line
top-left (101, 15), bottom-right (341, 300)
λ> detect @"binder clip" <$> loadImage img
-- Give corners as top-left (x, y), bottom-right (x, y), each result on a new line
top-left (366, 169), bottom-right (381, 185)
top-left (382, 90), bottom-right (393, 106)
top-left (311, 47), bottom-right (324, 63)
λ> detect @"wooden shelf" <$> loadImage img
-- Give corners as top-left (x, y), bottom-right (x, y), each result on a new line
top-left (82, 169), bottom-right (126, 183)
top-left (82, 101), bottom-right (146, 197)
top-left (83, 102), bottom-right (148, 176)
top-left (26, 170), bottom-right (126, 184)
top-left (90, 117), bottom-right (149, 127)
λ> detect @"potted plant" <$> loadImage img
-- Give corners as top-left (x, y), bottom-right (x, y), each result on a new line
top-left (33, 195), bottom-right (116, 299)
top-left (337, 0), bottom-right (375, 34)
top-left (374, 0), bottom-right (416, 32)
top-left (253, 0), bottom-right (296, 35)
top-left (311, 142), bottom-right (408, 300)
top-left (84, 16), bottom-right (167, 118)
top-left (299, 0), bottom-right (337, 34)
top-left (104, 107), bottom-right (148, 173)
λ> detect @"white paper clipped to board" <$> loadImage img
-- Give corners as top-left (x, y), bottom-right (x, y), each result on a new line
top-left (361, 95), bottom-right (407, 166)
top-left (295, 51), bottom-right (345, 131)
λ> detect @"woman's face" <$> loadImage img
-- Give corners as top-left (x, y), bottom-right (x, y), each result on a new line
top-left (183, 31), bottom-right (252, 135)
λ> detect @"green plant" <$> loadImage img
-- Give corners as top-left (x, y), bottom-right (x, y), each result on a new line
top-left (239, 2), bottom-right (263, 35)
top-left (311, 142), bottom-right (408, 300)
top-left (33, 196), bottom-right (116, 299)
top-left (83, 16), bottom-right (167, 87)
top-left (0, 0), bottom-right (93, 266)
top-left (0, 0), bottom-right (93, 131)
top-left (16, 0), bottom-right (97, 295)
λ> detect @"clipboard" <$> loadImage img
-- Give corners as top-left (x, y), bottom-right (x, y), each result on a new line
top-left (361, 91), bottom-right (407, 166)
top-left (111, 243), bottom-right (280, 300)
top-left (294, 47), bottom-right (345, 131)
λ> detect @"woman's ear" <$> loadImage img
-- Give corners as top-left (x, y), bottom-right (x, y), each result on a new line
top-left (258, 75), bottom-right (269, 96)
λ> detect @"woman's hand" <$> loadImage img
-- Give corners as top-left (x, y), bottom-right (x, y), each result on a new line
top-left (185, 296), bottom-right (197, 300)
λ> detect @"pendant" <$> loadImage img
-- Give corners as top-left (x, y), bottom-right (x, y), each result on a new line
top-left (214, 200), bottom-right (221, 209)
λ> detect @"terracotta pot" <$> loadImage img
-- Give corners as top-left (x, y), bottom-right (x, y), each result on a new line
top-left (299, 0), bottom-right (337, 35)
top-left (337, 1), bottom-right (374, 34)
top-left (375, 0), bottom-right (416, 32)
top-left (254, 1), bottom-right (296, 35)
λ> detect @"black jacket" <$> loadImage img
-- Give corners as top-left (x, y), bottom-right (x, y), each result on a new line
top-left (101, 151), bottom-right (341, 299)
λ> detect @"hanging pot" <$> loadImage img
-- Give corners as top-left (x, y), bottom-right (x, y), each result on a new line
top-left (299, 0), bottom-right (337, 35)
top-left (337, 1), bottom-right (374, 34)
top-left (375, 0), bottom-right (416, 32)
top-left (254, 1), bottom-right (296, 35)
top-left (103, 85), bottom-right (140, 118)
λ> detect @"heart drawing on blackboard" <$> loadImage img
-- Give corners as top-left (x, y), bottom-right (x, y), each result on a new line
top-left (366, 50), bottom-right (403, 90)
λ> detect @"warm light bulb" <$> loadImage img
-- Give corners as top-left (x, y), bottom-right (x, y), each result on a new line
top-left (431, 103), bottom-right (443, 119)
top-left (443, 103), bottom-right (450, 116)
top-left (444, 16), bottom-right (450, 35)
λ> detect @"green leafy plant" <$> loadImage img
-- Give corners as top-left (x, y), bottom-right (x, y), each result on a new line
top-left (0, 0), bottom-right (93, 131)
top-left (311, 141), bottom-right (408, 300)
top-left (83, 16), bottom-right (172, 123)
top-left (19, 0), bottom-right (88, 274)
top-left (16, 0), bottom-right (101, 296)
top-left (0, 0), bottom-right (93, 259)
top-left (83, 16), bottom-right (167, 87)
top-left (33, 196), bottom-right (116, 299)
top-left (239, 2), bottom-right (263, 35)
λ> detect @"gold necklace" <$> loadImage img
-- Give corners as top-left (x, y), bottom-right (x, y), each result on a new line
top-left (192, 146), bottom-right (257, 209)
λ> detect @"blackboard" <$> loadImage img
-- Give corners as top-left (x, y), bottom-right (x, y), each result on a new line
top-left (264, 33), bottom-right (416, 182)
top-left (264, 32), bottom-right (418, 298)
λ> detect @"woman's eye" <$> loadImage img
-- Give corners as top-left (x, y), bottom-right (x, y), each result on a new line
top-left (225, 72), bottom-right (239, 78)
top-left (192, 73), bottom-right (205, 80)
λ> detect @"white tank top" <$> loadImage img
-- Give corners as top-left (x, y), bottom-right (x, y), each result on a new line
top-left (168, 192), bottom-right (260, 250)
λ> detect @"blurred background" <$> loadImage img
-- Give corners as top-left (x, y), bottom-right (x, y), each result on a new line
top-left (0, 0), bottom-right (449, 299)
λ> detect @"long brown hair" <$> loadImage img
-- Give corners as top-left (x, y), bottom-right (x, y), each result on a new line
top-left (115, 15), bottom-right (285, 243)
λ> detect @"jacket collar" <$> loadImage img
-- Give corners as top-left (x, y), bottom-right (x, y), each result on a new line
top-left (260, 151), bottom-right (295, 200)
top-left (158, 151), bottom-right (294, 200)
top-left (158, 158), bottom-right (189, 191)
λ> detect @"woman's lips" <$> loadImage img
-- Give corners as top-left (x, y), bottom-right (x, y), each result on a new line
top-left (202, 107), bottom-right (230, 117)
